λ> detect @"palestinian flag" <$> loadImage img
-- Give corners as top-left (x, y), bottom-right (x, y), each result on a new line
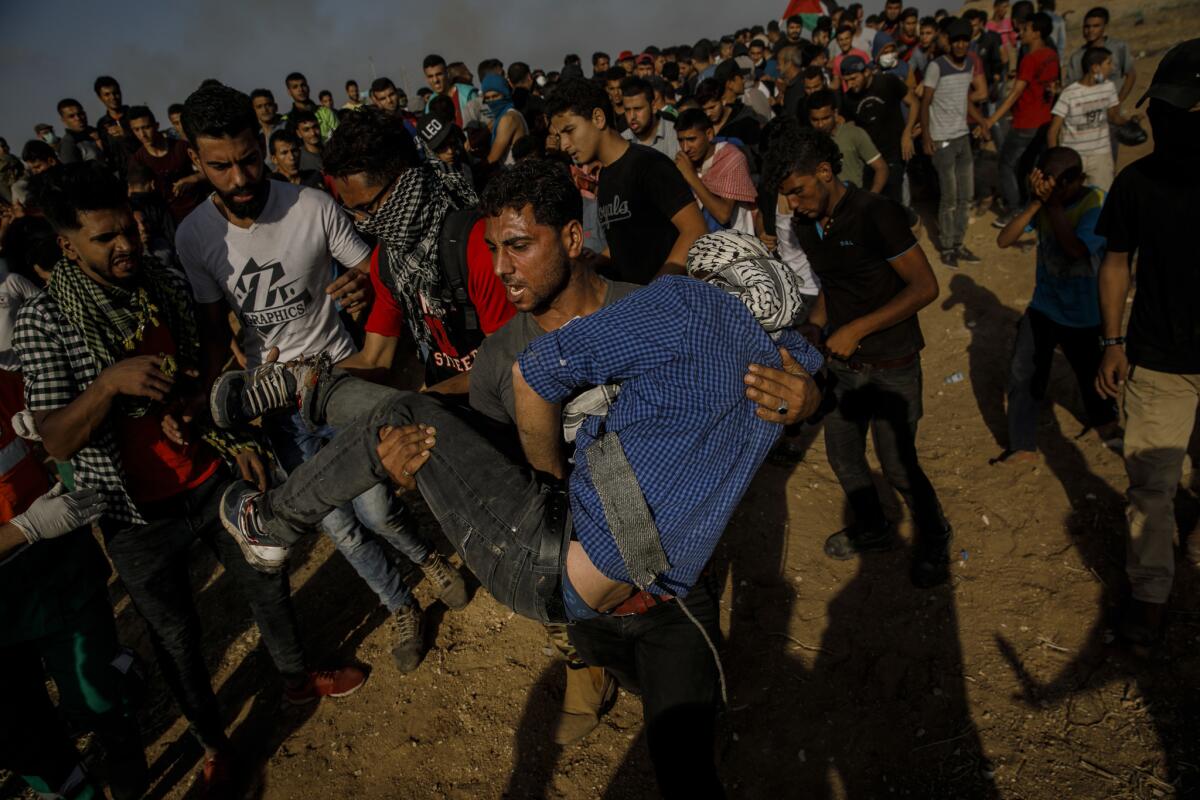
top-left (782, 0), bottom-right (829, 30)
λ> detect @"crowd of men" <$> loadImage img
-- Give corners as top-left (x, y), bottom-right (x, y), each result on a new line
top-left (0, 2), bottom-right (1196, 796)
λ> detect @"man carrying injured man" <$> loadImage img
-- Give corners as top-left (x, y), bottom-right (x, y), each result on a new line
top-left (211, 159), bottom-right (824, 797)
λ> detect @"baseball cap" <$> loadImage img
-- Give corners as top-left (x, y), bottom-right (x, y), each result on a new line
top-left (416, 114), bottom-right (454, 150)
top-left (714, 58), bottom-right (751, 85)
top-left (1137, 37), bottom-right (1200, 108)
top-left (947, 19), bottom-right (972, 42)
top-left (840, 55), bottom-right (868, 75)
top-left (636, 53), bottom-right (654, 66)
top-left (618, 50), bottom-right (635, 62)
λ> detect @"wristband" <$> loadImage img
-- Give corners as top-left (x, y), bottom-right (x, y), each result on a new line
top-left (1099, 336), bottom-right (1125, 348)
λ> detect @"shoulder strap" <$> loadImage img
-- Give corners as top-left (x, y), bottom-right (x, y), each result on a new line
top-left (438, 207), bottom-right (485, 332)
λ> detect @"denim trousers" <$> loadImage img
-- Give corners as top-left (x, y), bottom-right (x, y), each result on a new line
top-left (568, 578), bottom-right (725, 799)
top-left (822, 358), bottom-right (950, 547)
top-left (266, 412), bottom-right (430, 613)
top-left (1006, 308), bottom-right (1117, 453)
top-left (262, 378), bottom-right (570, 624)
top-left (103, 468), bottom-right (307, 751)
top-left (997, 126), bottom-right (1042, 212)
top-left (931, 135), bottom-right (973, 251)
top-left (0, 590), bottom-right (148, 800)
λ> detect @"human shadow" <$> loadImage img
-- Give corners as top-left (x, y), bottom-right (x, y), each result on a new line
top-left (940, 273), bottom-right (1022, 449)
top-left (996, 430), bottom-right (1200, 795)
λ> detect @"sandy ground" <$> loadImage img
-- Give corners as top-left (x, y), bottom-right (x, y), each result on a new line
top-left (4, 3), bottom-right (1199, 799)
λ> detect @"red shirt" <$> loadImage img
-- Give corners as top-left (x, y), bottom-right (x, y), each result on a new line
top-left (129, 138), bottom-right (207, 224)
top-left (0, 370), bottom-right (49, 521)
top-left (365, 218), bottom-right (515, 378)
top-left (1012, 47), bottom-right (1059, 130)
top-left (115, 322), bottom-right (220, 504)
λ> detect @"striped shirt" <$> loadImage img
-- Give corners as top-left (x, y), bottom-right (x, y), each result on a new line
top-left (923, 55), bottom-right (975, 141)
top-left (1052, 81), bottom-right (1119, 155)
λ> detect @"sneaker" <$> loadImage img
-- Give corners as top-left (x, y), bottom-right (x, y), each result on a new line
top-left (956, 245), bottom-right (983, 263)
top-left (218, 480), bottom-right (289, 574)
top-left (210, 353), bottom-right (333, 430)
top-left (823, 524), bottom-right (897, 561)
top-left (389, 604), bottom-right (424, 673)
top-left (284, 665), bottom-right (368, 705)
top-left (992, 210), bottom-right (1019, 229)
top-left (553, 665), bottom-right (617, 746)
top-left (420, 552), bottom-right (469, 610)
top-left (939, 250), bottom-right (959, 269)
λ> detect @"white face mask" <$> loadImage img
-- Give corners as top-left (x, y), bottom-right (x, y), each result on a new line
top-left (879, 52), bottom-right (899, 68)
top-left (1091, 71), bottom-right (1108, 83)
top-left (40, 132), bottom-right (57, 145)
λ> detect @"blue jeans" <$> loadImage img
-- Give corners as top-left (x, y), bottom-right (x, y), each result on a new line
top-left (931, 135), bottom-right (973, 251)
top-left (1006, 308), bottom-right (1117, 453)
top-left (822, 358), bottom-right (950, 549)
top-left (265, 412), bottom-right (430, 613)
top-left (261, 380), bottom-right (570, 624)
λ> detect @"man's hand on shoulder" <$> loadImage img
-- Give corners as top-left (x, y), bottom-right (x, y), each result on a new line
top-left (744, 347), bottom-right (822, 425)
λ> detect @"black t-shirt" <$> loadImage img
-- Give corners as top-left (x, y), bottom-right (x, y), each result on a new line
top-left (598, 144), bottom-right (695, 284)
top-left (1095, 153), bottom-right (1200, 374)
top-left (843, 73), bottom-right (908, 163)
top-left (793, 184), bottom-right (924, 360)
top-left (972, 31), bottom-right (1006, 89)
top-left (720, 102), bottom-right (762, 149)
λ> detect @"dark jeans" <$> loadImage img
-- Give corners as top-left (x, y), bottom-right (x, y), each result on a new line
top-left (104, 469), bottom-right (306, 750)
top-left (1007, 308), bottom-right (1118, 453)
top-left (0, 591), bottom-right (147, 800)
top-left (568, 579), bottom-right (725, 799)
top-left (823, 358), bottom-right (950, 547)
top-left (931, 135), bottom-right (973, 251)
top-left (997, 125), bottom-right (1045, 213)
top-left (262, 379), bottom-right (569, 624)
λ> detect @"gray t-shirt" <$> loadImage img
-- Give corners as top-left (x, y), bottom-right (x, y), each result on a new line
top-left (469, 278), bottom-right (640, 426)
top-left (1065, 37), bottom-right (1134, 86)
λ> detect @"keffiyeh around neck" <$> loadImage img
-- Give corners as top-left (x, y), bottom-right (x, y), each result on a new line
top-left (353, 161), bottom-right (478, 356)
top-left (685, 230), bottom-right (807, 337)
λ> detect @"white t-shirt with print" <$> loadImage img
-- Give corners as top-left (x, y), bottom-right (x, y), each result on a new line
top-left (177, 180), bottom-right (371, 368)
top-left (1052, 81), bottom-right (1119, 155)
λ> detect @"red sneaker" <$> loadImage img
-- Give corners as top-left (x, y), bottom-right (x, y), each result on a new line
top-left (200, 750), bottom-right (235, 798)
top-left (284, 666), bottom-right (368, 705)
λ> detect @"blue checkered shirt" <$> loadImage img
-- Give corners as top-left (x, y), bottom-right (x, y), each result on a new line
top-left (518, 276), bottom-right (824, 596)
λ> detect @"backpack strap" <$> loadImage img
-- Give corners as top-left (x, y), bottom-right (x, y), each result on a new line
top-left (438, 207), bottom-right (485, 333)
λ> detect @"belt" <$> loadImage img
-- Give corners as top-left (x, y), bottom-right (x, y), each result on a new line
top-left (834, 351), bottom-right (919, 373)
top-left (610, 589), bottom-right (674, 617)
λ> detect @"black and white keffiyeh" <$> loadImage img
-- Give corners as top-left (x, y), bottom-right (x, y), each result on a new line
top-left (685, 230), bottom-right (807, 337)
top-left (353, 160), bottom-right (477, 355)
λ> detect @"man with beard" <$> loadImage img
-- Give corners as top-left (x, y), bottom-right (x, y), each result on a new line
top-left (764, 126), bottom-right (952, 587)
top-left (1094, 40), bottom-right (1200, 649)
top-left (175, 84), bottom-right (467, 675)
top-left (13, 162), bottom-right (367, 794)
top-left (208, 162), bottom-right (824, 795)
top-left (620, 77), bottom-right (678, 159)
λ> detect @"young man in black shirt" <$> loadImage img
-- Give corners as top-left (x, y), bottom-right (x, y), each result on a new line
top-left (841, 57), bottom-right (919, 203)
top-left (765, 126), bottom-right (953, 587)
top-left (547, 78), bottom-right (706, 284)
top-left (1094, 39), bottom-right (1200, 648)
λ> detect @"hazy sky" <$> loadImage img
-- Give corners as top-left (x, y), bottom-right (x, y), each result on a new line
top-left (0, 0), bottom-right (939, 149)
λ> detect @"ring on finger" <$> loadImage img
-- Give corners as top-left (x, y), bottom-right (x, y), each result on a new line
top-left (776, 400), bottom-right (789, 416)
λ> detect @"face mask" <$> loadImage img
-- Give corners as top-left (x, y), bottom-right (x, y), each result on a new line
top-left (879, 52), bottom-right (899, 68)
top-left (1091, 72), bottom-right (1108, 83)
top-left (40, 132), bottom-right (57, 145)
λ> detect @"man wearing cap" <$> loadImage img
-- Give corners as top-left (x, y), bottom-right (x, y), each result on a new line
top-left (1094, 38), bottom-right (1200, 650)
top-left (711, 59), bottom-right (768, 147)
top-left (921, 19), bottom-right (990, 267)
top-left (617, 51), bottom-right (636, 76)
top-left (634, 54), bottom-right (656, 80)
top-left (842, 53), bottom-right (919, 204)
top-left (416, 113), bottom-right (473, 185)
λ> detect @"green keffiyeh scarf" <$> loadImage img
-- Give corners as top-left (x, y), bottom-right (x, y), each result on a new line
top-left (48, 257), bottom-right (261, 457)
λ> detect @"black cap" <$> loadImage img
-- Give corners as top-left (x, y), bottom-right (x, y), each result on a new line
top-left (416, 114), bottom-right (454, 150)
top-left (840, 55), bottom-right (868, 75)
top-left (1138, 37), bottom-right (1200, 108)
top-left (947, 19), bottom-right (972, 41)
top-left (714, 58), bottom-right (750, 85)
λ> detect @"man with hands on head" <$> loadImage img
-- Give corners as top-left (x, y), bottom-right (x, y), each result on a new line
top-left (765, 125), bottom-right (953, 587)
